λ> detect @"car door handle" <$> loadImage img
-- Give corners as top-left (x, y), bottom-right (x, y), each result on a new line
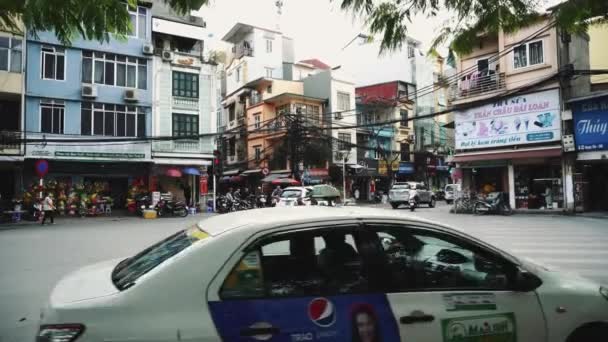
top-left (240, 327), bottom-right (280, 337)
top-left (400, 314), bottom-right (435, 324)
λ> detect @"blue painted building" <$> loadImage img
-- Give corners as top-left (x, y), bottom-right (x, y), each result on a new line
top-left (24, 3), bottom-right (154, 207)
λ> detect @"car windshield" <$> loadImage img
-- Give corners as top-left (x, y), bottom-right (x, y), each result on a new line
top-left (111, 225), bottom-right (210, 290)
top-left (281, 189), bottom-right (302, 198)
top-left (392, 184), bottom-right (411, 190)
top-left (446, 185), bottom-right (457, 192)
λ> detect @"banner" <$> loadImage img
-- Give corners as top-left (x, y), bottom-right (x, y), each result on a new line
top-left (572, 95), bottom-right (608, 151)
top-left (455, 89), bottom-right (561, 150)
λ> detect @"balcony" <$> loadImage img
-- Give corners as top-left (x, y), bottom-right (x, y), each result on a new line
top-left (453, 71), bottom-right (506, 102)
top-left (234, 47), bottom-right (254, 59)
top-left (0, 130), bottom-right (22, 155)
top-left (152, 139), bottom-right (207, 154)
top-left (173, 96), bottom-right (199, 111)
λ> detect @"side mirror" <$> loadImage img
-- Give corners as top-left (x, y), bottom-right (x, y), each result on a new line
top-left (512, 269), bottom-right (542, 292)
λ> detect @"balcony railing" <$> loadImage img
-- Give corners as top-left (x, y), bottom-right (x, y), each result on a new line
top-left (152, 139), bottom-right (206, 154)
top-left (454, 71), bottom-right (506, 100)
top-left (235, 47), bottom-right (254, 59)
top-left (173, 96), bottom-right (199, 111)
top-left (0, 130), bottom-right (22, 153)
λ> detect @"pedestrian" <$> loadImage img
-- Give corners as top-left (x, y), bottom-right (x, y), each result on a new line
top-left (41, 192), bottom-right (56, 225)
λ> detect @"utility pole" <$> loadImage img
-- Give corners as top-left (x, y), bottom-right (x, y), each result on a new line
top-left (288, 109), bottom-right (304, 181)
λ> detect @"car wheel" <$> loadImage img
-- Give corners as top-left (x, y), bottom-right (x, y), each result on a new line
top-left (446, 199), bottom-right (453, 204)
top-left (474, 202), bottom-right (485, 215)
top-left (568, 323), bottom-right (608, 342)
top-left (391, 203), bottom-right (399, 209)
top-left (429, 198), bottom-right (436, 208)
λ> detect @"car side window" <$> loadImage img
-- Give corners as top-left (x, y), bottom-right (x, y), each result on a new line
top-left (373, 227), bottom-right (514, 292)
top-left (220, 228), bottom-right (367, 299)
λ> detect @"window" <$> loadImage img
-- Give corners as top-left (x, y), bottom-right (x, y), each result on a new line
top-left (228, 105), bottom-right (236, 122)
top-left (373, 226), bottom-right (514, 292)
top-left (41, 45), bottom-right (65, 80)
top-left (112, 225), bottom-right (210, 291)
top-left (513, 40), bottom-right (544, 69)
top-left (407, 44), bottom-right (415, 59)
top-left (400, 143), bottom-right (410, 162)
top-left (0, 37), bottom-right (22, 73)
top-left (127, 4), bottom-right (147, 39)
top-left (172, 71), bottom-right (199, 98)
top-left (82, 51), bottom-right (147, 89)
top-left (254, 145), bottom-right (262, 161)
top-left (220, 228), bottom-right (366, 299)
top-left (172, 113), bottom-right (199, 137)
top-left (40, 100), bottom-right (64, 134)
top-left (265, 67), bottom-right (273, 78)
top-left (81, 102), bottom-right (145, 137)
top-left (235, 67), bottom-right (241, 82)
top-left (253, 113), bottom-right (261, 129)
top-left (400, 110), bottom-right (408, 127)
top-left (338, 132), bottom-right (351, 151)
top-left (266, 85), bottom-right (272, 94)
top-left (337, 91), bottom-right (350, 111)
top-left (265, 39), bottom-right (273, 53)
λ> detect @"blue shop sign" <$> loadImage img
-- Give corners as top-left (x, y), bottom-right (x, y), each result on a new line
top-left (397, 162), bottom-right (415, 175)
top-left (572, 96), bottom-right (608, 151)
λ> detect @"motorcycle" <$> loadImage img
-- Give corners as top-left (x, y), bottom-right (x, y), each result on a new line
top-left (155, 199), bottom-right (188, 217)
top-left (373, 190), bottom-right (384, 203)
top-left (409, 197), bottom-right (417, 212)
top-left (256, 194), bottom-right (267, 208)
top-left (216, 196), bottom-right (233, 214)
top-left (473, 192), bottom-right (512, 215)
top-left (135, 194), bottom-right (152, 216)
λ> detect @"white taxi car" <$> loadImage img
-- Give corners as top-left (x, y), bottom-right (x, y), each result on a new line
top-left (38, 207), bottom-right (608, 342)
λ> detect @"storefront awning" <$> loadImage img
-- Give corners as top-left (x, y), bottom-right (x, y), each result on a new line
top-left (222, 169), bottom-right (240, 176)
top-left (262, 173), bottom-right (290, 183)
top-left (349, 164), bottom-right (365, 169)
top-left (242, 169), bottom-right (262, 175)
top-left (453, 147), bottom-right (562, 163)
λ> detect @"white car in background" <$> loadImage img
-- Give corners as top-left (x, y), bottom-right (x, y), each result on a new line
top-left (445, 183), bottom-right (462, 204)
top-left (276, 186), bottom-right (312, 206)
top-left (38, 207), bottom-right (608, 342)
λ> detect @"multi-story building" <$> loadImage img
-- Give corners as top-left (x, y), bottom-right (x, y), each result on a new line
top-left (451, 17), bottom-right (590, 212)
top-left (149, 2), bottom-right (217, 204)
top-left (24, 2), bottom-right (154, 208)
top-left (220, 23), bottom-right (294, 174)
top-left (243, 77), bottom-right (326, 184)
top-left (353, 81), bottom-right (416, 199)
top-left (0, 22), bottom-right (25, 204)
top-left (567, 23), bottom-right (608, 212)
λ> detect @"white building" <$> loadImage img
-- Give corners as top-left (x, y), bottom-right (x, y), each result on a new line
top-left (303, 67), bottom-right (358, 166)
top-left (150, 4), bottom-right (217, 203)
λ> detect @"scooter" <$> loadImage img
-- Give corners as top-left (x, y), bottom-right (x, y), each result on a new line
top-left (473, 192), bottom-right (512, 215)
top-left (215, 196), bottom-right (233, 213)
top-left (155, 199), bottom-right (188, 217)
top-left (409, 197), bottom-right (417, 212)
top-left (256, 194), bottom-right (267, 208)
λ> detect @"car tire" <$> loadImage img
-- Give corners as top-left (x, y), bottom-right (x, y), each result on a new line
top-left (567, 323), bottom-right (608, 342)
top-left (429, 198), bottom-right (436, 208)
top-left (446, 200), bottom-right (453, 204)
top-left (391, 203), bottom-right (399, 209)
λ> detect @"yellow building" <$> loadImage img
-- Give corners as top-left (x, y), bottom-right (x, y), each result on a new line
top-left (589, 24), bottom-right (608, 90)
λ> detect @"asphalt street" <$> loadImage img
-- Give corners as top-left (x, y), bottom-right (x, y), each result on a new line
top-left (0, 204), bottom-right (607, 341)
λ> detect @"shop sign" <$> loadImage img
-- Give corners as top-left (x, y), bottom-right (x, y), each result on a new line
top-left (378, 160), bottom-right (400, 175)
top-left (199, 176), bottom-right (208, 195)
top-left (55, 151), bottom-right (146, 159)
top-left (455, 89), bottom-right (561, 150)
top-left (572, 95), bottom-right (608, 151)
top-left (397, 162), bottom-right (415, 175)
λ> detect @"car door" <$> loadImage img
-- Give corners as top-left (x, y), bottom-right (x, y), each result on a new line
top-left (206, 223), bottom-right (401, 341)
top-left (362, 222), bottom-right (547, 342)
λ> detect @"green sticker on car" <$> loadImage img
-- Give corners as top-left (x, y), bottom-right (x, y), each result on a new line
top-left (442, 313), bottom-right (517, 342)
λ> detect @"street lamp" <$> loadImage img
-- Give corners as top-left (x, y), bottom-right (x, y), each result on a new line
top-left (341, 33), bottom-right (372, 51)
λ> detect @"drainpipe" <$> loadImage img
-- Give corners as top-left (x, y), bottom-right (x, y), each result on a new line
top-left (19, 27), bottom-right (28, 197)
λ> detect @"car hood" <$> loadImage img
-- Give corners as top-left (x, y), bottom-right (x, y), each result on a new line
top-left (50, 258), bottom-right (123, 305)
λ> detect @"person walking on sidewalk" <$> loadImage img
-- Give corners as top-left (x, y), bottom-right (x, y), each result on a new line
top-left (41, 193), bottom-right (56, 225)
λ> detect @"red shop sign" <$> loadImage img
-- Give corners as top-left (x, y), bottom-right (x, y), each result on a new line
top-left (199, 176), bottom-right (209, 195)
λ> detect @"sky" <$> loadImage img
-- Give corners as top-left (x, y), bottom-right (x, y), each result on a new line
top-left (195, 0), bottom-right (563, 85)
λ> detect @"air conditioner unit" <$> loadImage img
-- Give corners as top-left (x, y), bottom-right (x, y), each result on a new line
top-left (81, 84), bottom-right (97, 98)
top-left (142, 43), bottom-right (154, 55)
top-left (162, 50), bottom-right (173, 61)
top-left (124, 89), bottom-right (138, 102)
top-left (563, 134), bottom-right (575, 152)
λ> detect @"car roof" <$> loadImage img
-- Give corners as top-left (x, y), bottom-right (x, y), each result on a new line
top-left (199, 206), bottom-right (439, 237)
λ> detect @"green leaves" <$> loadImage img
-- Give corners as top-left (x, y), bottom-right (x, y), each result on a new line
top-left (0, 0), bottom-right (209, 45)
top-left (340, 0), bottom-right (608, 56)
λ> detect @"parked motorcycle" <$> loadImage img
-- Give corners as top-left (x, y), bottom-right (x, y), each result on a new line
top-left (256, 194), bottom-right (267, 208)
top-left (473, 192), bottom-right (512, 215)
top-left (216, 195), bottom-right (233, 214)
top-left (373, 190), bottom-right (384, 203)
top-left (155, 199), bottom-right (188, 217)
top-left (135, 194), bottom-right (152, 216)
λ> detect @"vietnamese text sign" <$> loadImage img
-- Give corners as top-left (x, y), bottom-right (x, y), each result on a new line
top-left (572, 95), bottom-right (608, 151)
top-left (455, 89), bottom-right (561, 150)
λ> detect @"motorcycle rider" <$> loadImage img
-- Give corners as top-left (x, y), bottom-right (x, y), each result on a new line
top-left (226, 188), bottom-right (235, 203)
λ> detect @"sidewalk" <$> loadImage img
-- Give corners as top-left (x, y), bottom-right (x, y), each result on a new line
top-left (513, 209), bottom-right (608, 219)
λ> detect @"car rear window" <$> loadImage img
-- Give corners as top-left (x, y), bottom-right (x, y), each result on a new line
top-left (281, 189), bottom-right (302, 198)
top-left (111, 225), bottom-right (210, 290)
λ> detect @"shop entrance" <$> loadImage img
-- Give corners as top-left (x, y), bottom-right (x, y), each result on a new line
top-left (471, 167), bottom-right (506, 194)
top-left (514, 161), bottom-right (563, 209)
top-left (580, 163), bottom-right (608, 211)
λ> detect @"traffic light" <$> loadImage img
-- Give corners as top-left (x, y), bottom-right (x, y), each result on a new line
top-left (213, 150), bottom-right (222, 176)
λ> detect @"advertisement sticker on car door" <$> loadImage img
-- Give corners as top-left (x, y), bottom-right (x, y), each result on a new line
top-left (441, 313), bottom-right (517, 342)
top-left (209, 294), bottom-right (401, 341)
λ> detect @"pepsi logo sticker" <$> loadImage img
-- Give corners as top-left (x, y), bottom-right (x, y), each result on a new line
top-left (308, 297), bottom-right (336, 327)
